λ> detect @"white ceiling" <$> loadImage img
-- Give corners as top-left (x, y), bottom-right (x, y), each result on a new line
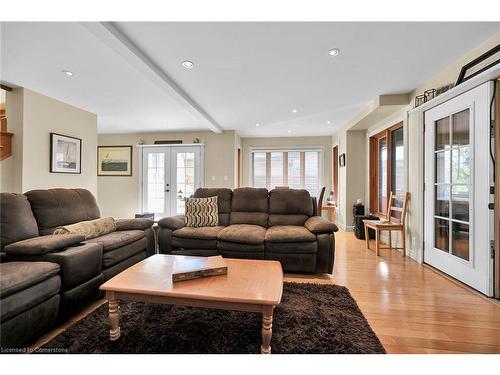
top-left (2, 22), bottom-right (499, 137)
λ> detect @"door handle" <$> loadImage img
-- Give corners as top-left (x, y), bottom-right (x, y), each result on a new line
top-left (165, 189), bottom-right (170, 192)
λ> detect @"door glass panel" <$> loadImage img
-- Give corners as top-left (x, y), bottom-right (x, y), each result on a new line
top-left (452, 147), bottom-right (470, 185)
top-left (435, 116), bottom-right (450, 151)
top-left (434, 218), bottom-right (449, 252)
top-left (146, 153), bottom-right (165, 214)
top-left (378, 137), bottom-right (388, 213)
top-left (435, 151), bottom-right (450, 184)
top-left (452, 222), bottom-right (470, 261)
top-left (451, 185), bottom-right (469, 222)
top-left (391, 127), bottom-right (404, 195)
top-left (270, 152), bottom-right (284, 188)
top-left (287, 151), bottom-right (301, 189)
top-left (435, 185), bottom-right (450, 217)
top-left (452, 109), bottom-right (470, 146)
top-left (176, 152), bottom-right (195, 214)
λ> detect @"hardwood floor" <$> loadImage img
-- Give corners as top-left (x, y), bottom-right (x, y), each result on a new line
top-left (34, 230), bottom-right (500, 353)
top-left (286, 231), bottom-right (500, 354)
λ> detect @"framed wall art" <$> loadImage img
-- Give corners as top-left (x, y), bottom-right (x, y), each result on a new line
top-left (50, 133), bottom-right (81, 174)
top-left (456, 43), bottom-right (500, 85)
top-left (97, 145), bottom-right (133, 176)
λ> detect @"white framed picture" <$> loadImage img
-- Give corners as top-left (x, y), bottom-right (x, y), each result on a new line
top-left (50, 133), bottom-right (81, 174)
top-left (97, 145), bottom-right (133, 176)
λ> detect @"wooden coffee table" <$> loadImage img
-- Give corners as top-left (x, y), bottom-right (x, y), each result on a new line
top-left (100, 254), bottom-right (283, 354)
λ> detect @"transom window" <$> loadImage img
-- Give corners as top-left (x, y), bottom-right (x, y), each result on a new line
top-left (251, 149), bottom-right (322, 197)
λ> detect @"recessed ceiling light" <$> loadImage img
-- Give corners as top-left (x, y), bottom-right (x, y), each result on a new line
top-left (255, 123), bottom-right (260, 127)
top-left (327, 120), bottom-right (331, 124)
top-left (62, 70), bottom-right (74, 77)
top-left (182, 60), bottom-right (194, 69)
top-left (328, 48), bottom-right (340, 57)
top-left (292, 109), bottom-right (298, 113)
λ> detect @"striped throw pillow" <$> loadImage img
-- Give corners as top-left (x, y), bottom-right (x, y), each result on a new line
top-left (185, 196), bottom-right (219, 227)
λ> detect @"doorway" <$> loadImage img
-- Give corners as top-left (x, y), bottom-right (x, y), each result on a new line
top-left (141, 145), bottom-right (203, 219)
top-left (424, 82), bottom-right (494, 296)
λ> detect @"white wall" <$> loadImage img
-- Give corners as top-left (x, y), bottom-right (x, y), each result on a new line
top-left (0, 88), bottom-right (98, 195)
top-left (97, 130), bottom-right (238, 218)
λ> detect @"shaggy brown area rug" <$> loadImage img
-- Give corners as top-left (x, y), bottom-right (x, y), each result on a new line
top-left (41, 282), bottom-right (385, 354)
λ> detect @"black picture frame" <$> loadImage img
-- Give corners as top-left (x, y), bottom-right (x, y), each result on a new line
top-left (339, 153), bottom-right (346, 167)
top-left (97, 145), bottom-right (133, 176)
top-left (456, 44), bottom-right (500, 86)
top-left (50, 132), bottom-right (82, 174)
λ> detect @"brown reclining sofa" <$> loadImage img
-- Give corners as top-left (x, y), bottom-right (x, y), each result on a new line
top-left (158, 187), bottom-right (338, 273)
top-left (0, 188), bottom-right (155, 347)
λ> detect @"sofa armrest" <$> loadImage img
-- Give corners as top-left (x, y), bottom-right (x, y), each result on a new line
top-left (304, 216), bottom-right (339, 234)
top-left (4, 234), bottom-right (85, 255)
top-left (158, 215), bottom-right (186, 231)
top-left (116, 218), bottom-right (154, 231)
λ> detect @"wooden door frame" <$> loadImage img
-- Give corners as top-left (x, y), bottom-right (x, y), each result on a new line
top-left (237, 147), bottom-right (241, 188)
top-left (369, 122), bottom-right (403, 217)
top-left (332, 145), bottom-right (339, 206)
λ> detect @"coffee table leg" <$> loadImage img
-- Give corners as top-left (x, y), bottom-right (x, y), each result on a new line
top-left (107, 292), bottom-right (121, 341)
top-left (261, 305), bottom-right (274, 354)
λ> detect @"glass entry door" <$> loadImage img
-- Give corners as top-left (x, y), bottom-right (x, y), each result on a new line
top-left (424, 82), bottom-right (493, 296)
top-left (141, 145), bottom-right (203, 220)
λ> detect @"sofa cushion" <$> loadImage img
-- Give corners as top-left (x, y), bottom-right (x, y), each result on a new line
top-left (102, 237), bottom-right (147, 268)
top-left (25, 189), bottom-right (101, 235)
top-left (0, 193), bottom-right (39, 249)
top-left (4, 234), bottom-right (84, 255)
top-left (172, 237), bottom-right (218, 250)
top-left (217, 224), bottom-right (266, 245)
top-left (86, 230), bottom-right (144, 252)
top-left (158, 215), bottom-right (186, 231)
top-left (231, 188), bottom-right (268, 212)
top-left (265, 225), bottom-right (316, 243)
top-left (171, 249), bottom-right (219, 257)
top-left (193, 188), bottom-right (233, 226)
top-left (185, 196), bottom-right (219, 227)
top-left (268, 214), bottom-right (309, 227)
top-left (229, 211), bottom-right (269, 227)
top-left (116, 218), bottom-right (154, 231)
top-left (54, 217), bottom-right (116, 240)
top-left (0, 261), bottom-right (60, 297)
top-left (1, 274), bottom-right (61, 322)
top-left (173, 226), bottom-right (225, 240)
top-left (230, 188), bottom-right (269, 227)
top-left (304, 216), bottom-right (339, 234)
top-left (266, 241), bottom-right (318, 254)
top-left (269, 189), bottom-right (313, 216)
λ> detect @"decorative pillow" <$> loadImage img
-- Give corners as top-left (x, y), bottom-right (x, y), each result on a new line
top-left (185, 196), bottom-right (219, 227)
top-left (53, 217), bottom-right (116, 240)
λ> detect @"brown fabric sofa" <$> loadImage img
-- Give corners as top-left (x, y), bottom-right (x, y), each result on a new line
top-left (1, 189), bottom-right (155, 315)
top-left (158, 187), bottom-right (338, 273)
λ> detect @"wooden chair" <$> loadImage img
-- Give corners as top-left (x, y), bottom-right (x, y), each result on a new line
top-left (317, 186), bottom-right (326, 215)
top-left (363, 192), bottom-right (409, 256)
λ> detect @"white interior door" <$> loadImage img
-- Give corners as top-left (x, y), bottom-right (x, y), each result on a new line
top-left (424, 82), bottom-right (493, 296)
top-left (169, 146), bottom-right (203, 216)
top-left (142, 145), bottom-right (203, 219)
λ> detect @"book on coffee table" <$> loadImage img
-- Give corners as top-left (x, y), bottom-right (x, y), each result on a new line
top-left (172, 255), bottom-right (228, 282)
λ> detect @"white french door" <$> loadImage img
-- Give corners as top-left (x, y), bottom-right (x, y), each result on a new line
top-left (141, 145), bottom-right (203, 219)
top-left (424, 82), bottom-right (494, 296)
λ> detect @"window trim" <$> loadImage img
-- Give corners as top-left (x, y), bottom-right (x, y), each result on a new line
top-left (369, 122), bottom-right (403, 217)
top-left (249, 147), bottom-right (323, 195)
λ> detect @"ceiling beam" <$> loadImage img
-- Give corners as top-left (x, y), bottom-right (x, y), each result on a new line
top-left (80, 22), bottom-right (223, 134)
